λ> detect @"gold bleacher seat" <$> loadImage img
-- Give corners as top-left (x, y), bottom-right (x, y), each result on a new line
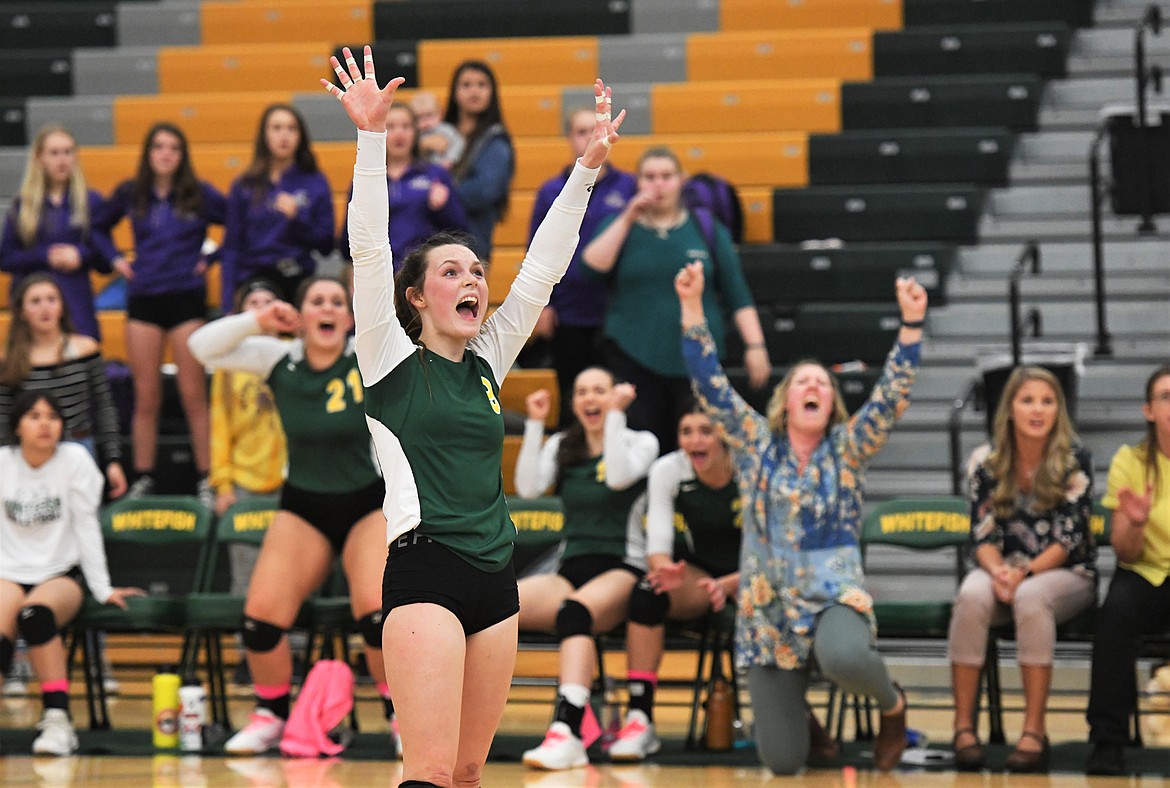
top-left (113, 93), bottom-right (292, 146)
top-left (686, 30), bottom-right (874, 82)
top-left (97, 310), bottom-right (128, 361)
top-left (199, 0), bottom-right (372, 46)
top-left (418, 37), bottom-right (600, 89)
top-left (739, 186), bottom-right (774, 244)
top-left (502, 434), bottom-right (522, 496)
top-left (158, 43), bottom-right (333, 94)
top-left (719, 0), bottom-right (903, 32)
top-left (499, 368), bottom-right (560, 429)
top-left (486, 247), bottom-right (524, 304)
top-left (651, 80), bottom-right (840, 134)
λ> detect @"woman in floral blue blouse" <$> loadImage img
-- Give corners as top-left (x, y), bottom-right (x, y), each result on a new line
top-left (948, 366), bottom-right (1095, 774)
top-left (674, 261), bottom-right (927, 774)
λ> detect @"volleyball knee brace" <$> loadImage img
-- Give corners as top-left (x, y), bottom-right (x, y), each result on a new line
top-left (555, 600), bottom-right (593, 642)
top-left (627, 577), bottom-right (670, 626)
top-left (0, 635), bottom-right (13, 675)
top-left (16, 605), bottom-right (58, 646)
top-left (357, 611), bottom-right (384, 650)
top-left (241, 616), bottom-right (286, 653)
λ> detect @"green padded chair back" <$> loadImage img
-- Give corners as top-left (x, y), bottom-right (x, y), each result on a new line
top-left (199, 495), bottom-right (280, 593)
top-left (861, 495), bottom-right (970, 551)
top-left (510, 496), bottom-right (564, 575)
top-left (100, 495), bottom-right (214, 596)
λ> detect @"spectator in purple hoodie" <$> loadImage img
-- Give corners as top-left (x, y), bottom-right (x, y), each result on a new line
top-left (0, 125), bottom-right (116, 341)
top-left (528, 107), bottom-right (636, 426)
top-left (94, 122), bottom-right (228, 502)
top-left (337, 102), bottom-right (468, 272)
top-left (220, 104), bottom-right (334, 309)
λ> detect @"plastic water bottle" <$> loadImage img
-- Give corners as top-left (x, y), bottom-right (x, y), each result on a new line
top-left (152, 666), bottom-right (181, 749)
top-left (178, 677), bottom-right (207, 752)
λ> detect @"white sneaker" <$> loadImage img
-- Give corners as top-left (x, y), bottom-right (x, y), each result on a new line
top-left (522, 721), bottom-right (588, 770)
top-left (195, 477), bottom-right (215, 512)
top-left (126, 475), bottom-right (155, 499)
top-left (608, 710), bottom-right (661, 761)
top-left (224, 709), bottom-right (285, 754)
top-left (32, 709), bottom-right (79, 756)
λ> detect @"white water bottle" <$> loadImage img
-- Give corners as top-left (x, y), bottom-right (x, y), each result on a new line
top-left (178, 679), bottom-right (207, 752)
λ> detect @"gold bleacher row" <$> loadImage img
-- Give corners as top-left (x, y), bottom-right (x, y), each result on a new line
top-left (187, 0), bottom-right (900, 50)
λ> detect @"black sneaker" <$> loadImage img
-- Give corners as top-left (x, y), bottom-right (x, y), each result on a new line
top-left (1085, 741), bottom-right (1126, 776)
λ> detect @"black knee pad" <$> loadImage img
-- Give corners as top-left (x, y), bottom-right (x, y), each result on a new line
top-left (16, 605), bottom-right (58, 646)
top-left (555, 599), bottom-right (593, 642)
top-left (627, 577), bottom-right (670, 626)
top-left (241, 616), bottom-right (286, 653)
top-left (0, 635), bottom-right (13, 675)
top-left (357, 610), bottom-right (384, 650)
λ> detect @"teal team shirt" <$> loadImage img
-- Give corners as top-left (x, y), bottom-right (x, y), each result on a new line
top-left (558, 455), bottom-right (647, 562)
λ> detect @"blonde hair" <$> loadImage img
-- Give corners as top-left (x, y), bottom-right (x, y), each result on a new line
top-left (17, 125), bottom-right (89, 246)
top-left (986, 366), bottom-right (1080, 519)
top-left (765, 360), bottom-right (849, 435)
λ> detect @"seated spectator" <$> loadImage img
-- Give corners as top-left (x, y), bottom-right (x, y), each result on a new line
top-left (1086, 364), bottom-right (1170, 775)
top-left (527, 107), bottom-right (636, 425)
top-left (337, 102), bottom-right (468, 272)
top-left (443, 60), bottom-right (514, 261)
top-left (948, 366), bottom-right (1096, 773)
top-left (0, 391), bottom-right (144, 755)
top-left (611, 404), bottom-right (742, 761)
top-left (220, 104), bottom-right (334, 308)
top-left (582, 147), bottom-right (770, 454)
top-left (0, 274), bottom-right (126, 497)
top-left (675, 263), bottom-right (926, 775)
top-left (514, 371), bottom-right (658, 771)
top-left (0, 125), bottom-right (116, 341)
top-left (94, 122), bottom-right (227, 503)
top-left (410, 90), bottom-right (464, 169)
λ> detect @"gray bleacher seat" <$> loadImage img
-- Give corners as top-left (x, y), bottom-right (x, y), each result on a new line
top-left (115, 1), bottom-right (201, 48)
top-left (630, 0), bottom-right (718, 35)
top-left (772, 185), bottom-right (985, 243)
top-left (842, 75), bottom-right (1042, 131)
top-left (809, 129), bottom-right (1014, 186)
top-left (562, 84), bottom-right (651, 135)
top-left (25, 96), bottom-right (114, 145)
top-left (598, 34), bottom-right (686, 84)
top-left (72, 47), bottom-right (158, 96)
top-left (874, 24), bottom-right (1072, 79)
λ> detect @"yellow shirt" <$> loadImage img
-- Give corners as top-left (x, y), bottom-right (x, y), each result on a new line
top-left (209, 370), bottom-right (287, 495)
top-left (1102, 444), bottom-right (1170, 586)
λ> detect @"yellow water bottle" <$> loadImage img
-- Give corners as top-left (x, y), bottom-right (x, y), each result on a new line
top-left (152, 666), bottom-right (181, 749)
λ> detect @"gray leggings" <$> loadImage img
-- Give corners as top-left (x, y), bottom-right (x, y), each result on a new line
top-left (747, 605), bottom-right (899, 775)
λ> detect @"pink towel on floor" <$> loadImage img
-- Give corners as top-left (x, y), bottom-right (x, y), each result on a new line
top-left (280, 660), bottom-right (355, 758)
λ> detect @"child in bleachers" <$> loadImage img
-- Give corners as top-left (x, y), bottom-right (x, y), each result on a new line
top-left (516, 372), bottom-right (658, 770)
top-left (527, 107), bottom-right (637, 426)
top-left (0, 390), bottom-right (144, 755)
top-left (337, 102), bottom-right (469, 273)
top-left (411, 90), bottom-right (464, 169)
top-left (0, 124), bottom-right (117, 341)
top-left (94, 122), bottom-right (227, 503)
top-left (582, 147), bottom-right (770, 454)
top-left (219, 105), bottom-right (334, 309)
top-left (443, 61), bottom-right (514, 261)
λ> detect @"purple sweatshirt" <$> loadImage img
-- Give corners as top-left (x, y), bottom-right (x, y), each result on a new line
top-left (0, 191), bottom-right (116, 340)
top-left (528, 163), bottom-right (637, 327)
top-left (220, 166), bottom-right (334, 307)
top-left (95, 180), bottom-right (227, 298)
top-left (337, 160), bottom-right (469, 272)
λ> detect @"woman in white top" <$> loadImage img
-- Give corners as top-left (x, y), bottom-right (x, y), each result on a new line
top-left (0, 390), bottom-right (142, 756)
top-left (514, 368), bottom-right (659, 770)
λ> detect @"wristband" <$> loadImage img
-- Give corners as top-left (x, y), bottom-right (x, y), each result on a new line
top-left (900, 318), bottom-right (925, 329)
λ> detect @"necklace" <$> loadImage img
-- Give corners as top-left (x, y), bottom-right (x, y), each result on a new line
top-left (639, 210), bottom-right (687, 239)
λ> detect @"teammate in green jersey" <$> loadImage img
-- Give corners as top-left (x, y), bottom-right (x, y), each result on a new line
top-left (514, 369), bottom-right (658, 770)
top-left (323, 46), bottom-right (624, 787)
top-left (188, 276), bottom-right (392, 755)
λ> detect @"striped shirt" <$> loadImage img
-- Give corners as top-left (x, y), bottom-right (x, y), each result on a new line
top-left (0, 352), bottom-right (122, 463)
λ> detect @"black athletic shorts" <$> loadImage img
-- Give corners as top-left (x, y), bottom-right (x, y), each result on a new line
top-left (278, 478), bottom-right (386, 554)
top-left (127, 288), bottom-right (207, 330)
top-left (557, 554), bottom-right (643, 590)
top-left (16, 565), bottom-right (86, 595)
top-left (381, 533), bottom-right (519, 636)
top-left (675, 551), bottom-right (735, 580)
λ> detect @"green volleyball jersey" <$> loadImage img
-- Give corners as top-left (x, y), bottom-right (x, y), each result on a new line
top-left (266, 347), bottom-right (380, 493)
top-left (559, 456), bottom-right (647, 562)
top-left (676, 477), bottom-right (742, 576)
top-left (364, 349), bottom-right (511, 571)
